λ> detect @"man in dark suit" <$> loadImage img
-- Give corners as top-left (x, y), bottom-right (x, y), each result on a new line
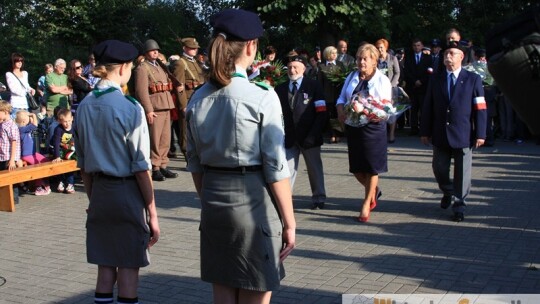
top-left (404, 38), bottom-right (432, 135)
top-left (275, 56), bottom-right (328, 210)
top-left (420, 41), bottom-right (487, 222)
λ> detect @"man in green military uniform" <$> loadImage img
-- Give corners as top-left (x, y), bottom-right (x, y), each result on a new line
top-left (172, 37), bottom-right (205, 160)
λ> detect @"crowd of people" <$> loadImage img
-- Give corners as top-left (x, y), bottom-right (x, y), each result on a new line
top-left (0, 8), bottom-right (537, 304)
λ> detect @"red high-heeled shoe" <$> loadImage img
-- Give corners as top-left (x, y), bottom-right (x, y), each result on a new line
top-left (370, 187), bottom-right (382, 210)
top-left (358, 214), bottom-right (370, 222)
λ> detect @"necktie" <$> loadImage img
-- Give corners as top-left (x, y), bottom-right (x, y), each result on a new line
top-left (291, 81), bottom-right (298, 95)
top-left (416, 54), bottom-right (420, 64)
top-left (449, 73), bottom-right (456, 99)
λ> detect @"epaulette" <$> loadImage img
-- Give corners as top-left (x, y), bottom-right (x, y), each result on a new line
top-left (125, 95), bottom-right (139, 105)
top-left (254, 81), bottom-right (271, 90)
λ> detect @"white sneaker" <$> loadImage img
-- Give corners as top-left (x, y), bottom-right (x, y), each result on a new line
top-left (35, 186), bottom-right (51, 196)
top-left (57, 181), bottom-right (65, 193)
top-left (65, 184), bottom-right (75, 194)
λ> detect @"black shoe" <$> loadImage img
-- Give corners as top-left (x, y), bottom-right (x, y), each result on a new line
top-left (453, 212), bottom-right (464, 222)
top-left (160, 167), bottom-right (178, 178)
top-left (152, 170), bottom-right (166, 181)
top-left (440, 195), bottom-right (452, 209)
top-left (311, 202), bottom-right (325, 210)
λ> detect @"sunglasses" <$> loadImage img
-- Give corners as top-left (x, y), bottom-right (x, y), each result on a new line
top-left (75, 66), bottom-right (83, 69)
top-left (14, 59), bottom-right (24, 63)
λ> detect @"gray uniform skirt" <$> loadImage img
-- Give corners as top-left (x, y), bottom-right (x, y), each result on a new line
top-left (200, 169), bottom-right (285, 291)
top-left (86, 175), bottom-right (150, 268)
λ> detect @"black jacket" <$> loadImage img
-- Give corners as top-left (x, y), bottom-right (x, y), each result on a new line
top-left (275, 78), bottom-right (328, 149)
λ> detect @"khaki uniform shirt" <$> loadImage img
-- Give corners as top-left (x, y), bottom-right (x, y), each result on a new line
top-left (173, 54), bottom-right (205, 109)
top-left (134, 60), bottom-right (175, 113)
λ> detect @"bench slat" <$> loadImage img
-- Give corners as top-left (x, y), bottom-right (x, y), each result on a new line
top-left (0, 160), bottom-right (80, 212)
top-left (0, 160), bottom-right (79, 187)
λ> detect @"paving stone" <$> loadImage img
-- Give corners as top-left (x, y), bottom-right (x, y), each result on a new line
top-left (0, 137), bottom-right (539, 303)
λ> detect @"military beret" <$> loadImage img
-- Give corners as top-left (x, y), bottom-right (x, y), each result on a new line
top-left (182, 37), bottom-right (200, 49)
top-left (210, 9), bottom-right (263, 41)
top-left (288, 55), bottom-right (308, 67)
top-left (93, 40), bottom-right (139, 65)
top-left (445, 40), bottom-right (466, 54)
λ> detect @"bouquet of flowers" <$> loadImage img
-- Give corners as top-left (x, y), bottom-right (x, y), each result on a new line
top-left (387, 86), bottom-right (411, 124)
top-left (464, 60), bottom-right (494, 86)
top-left (344, 92), bottom-right (397, 127)
top-left (323, 65), bottom-right (357, 85)
top-left (248, 53), bottom-right (287, 87)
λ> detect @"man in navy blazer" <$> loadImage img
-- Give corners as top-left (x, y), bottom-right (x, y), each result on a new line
top-left (420, 41), bottom-right (487, 222)
top-left (276, 56), bottom-right (328, 210)
top-left (404, 38), bottom-right (433, 135)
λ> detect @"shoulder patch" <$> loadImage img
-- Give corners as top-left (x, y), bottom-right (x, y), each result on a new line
top-left (254, 81), bottom-right (271, 90)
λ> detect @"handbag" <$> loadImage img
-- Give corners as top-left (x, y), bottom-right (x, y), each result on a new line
top-left (10, 72), bottom-right (39, 110)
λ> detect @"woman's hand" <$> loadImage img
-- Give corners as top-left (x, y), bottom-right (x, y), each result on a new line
top-left (279, 226), bottom-right (296, 262)
top-left (148, 215), bottom-right (160, 248)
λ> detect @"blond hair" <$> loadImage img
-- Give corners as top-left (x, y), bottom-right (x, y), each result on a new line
top-left (0, 101), bottom-right (13, 114)
top-left (322, 46), bottom-right (337, 61)
top-left (15, 110), bottom-right (29, 125)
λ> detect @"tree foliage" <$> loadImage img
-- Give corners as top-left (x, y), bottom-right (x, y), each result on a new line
top-left (0, 0), bottom-right (535, 87)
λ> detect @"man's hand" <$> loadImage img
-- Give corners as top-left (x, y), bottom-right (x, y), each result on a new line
top-left (146, 112), bottom-right (157, 125)
top-left (475, 139), bottom-right (485, 149)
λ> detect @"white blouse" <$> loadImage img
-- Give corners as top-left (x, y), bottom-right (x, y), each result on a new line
top-left (6, 71), bottom-right (33, 109)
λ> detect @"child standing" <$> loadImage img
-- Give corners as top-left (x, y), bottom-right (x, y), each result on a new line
top-left (51, 108), bottom-right (76, 194)
top-left (0, 101), bottom-right (22, 171)
top-left (16, 110), bottom-right (51, 195)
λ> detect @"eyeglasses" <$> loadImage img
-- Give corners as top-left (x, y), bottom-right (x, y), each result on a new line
top-left (75, 66), bottom-right (83, 69)
top-left (14, 59), bottom-right (24, 63)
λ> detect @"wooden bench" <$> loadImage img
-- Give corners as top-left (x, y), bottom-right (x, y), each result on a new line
top-left (0, 160), bottom-right (80, 212)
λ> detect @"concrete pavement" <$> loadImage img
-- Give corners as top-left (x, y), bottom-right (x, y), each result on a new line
top-left (1, 135), bottom-right (539, 303)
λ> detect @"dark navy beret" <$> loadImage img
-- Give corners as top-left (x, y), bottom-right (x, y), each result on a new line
top-left (288, 55), bottom-right (308, 67)
top-left (93, 40), bottom-right (139, 65)
top-left (210, 9), bottom-right (263, 41)
top-left (445, 40), bottom-right (467, 54)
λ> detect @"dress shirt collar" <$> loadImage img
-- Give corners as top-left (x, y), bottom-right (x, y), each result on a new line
top-left (446, 67), bottom-right (461, 80)
top-left (183, 53), bottom-right (195, 61)
top-left (289, 77), bottom-right (303, 90)
top-left (326, 60), bottom-right (336, 66)
top-left (234, 65), bottom-right (248, 78)
top-left (96, 79), bottom-right (123, 93)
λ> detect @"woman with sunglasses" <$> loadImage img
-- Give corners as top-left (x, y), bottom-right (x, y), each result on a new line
top-left (68, 59), bottom-right (92, 111)
top-left (5, 53), bottom-right (36, 118)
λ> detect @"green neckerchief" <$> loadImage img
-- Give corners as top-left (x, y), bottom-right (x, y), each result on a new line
top-left (92, 87), bottom-right (139, 105)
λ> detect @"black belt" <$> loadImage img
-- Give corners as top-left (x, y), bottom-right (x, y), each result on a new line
top-left (93, 172), bottom-right (136, 180)
top-left (204, 165), bottom-right (262, 173)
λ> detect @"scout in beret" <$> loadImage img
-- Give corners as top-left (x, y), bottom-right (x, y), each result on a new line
top-left (186, 7), bottom-right (296, 303)
top-left (93, 40), bottom-right (139, 65)
top-left (77, 39), bottom-right (160, 304)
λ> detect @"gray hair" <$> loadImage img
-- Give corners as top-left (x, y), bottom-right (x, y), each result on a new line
top-left (54, 58), bottom-right (66, 67)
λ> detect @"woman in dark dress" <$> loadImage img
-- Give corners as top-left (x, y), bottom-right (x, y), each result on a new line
top-left (68, 59), bottom-right (92, 111)
top-left (336, 44), bottom-right (392, 222)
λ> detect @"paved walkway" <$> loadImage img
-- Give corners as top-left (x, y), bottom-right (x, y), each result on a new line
top-left (1, 135), bottom-right (539, 303)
